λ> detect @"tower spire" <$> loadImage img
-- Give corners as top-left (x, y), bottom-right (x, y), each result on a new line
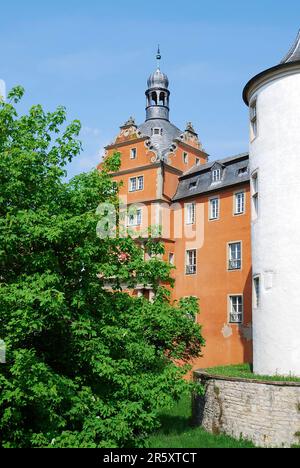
top-left (156, 45), bottom-right (161, 69)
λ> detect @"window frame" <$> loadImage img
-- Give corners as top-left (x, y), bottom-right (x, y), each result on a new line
top-left (227, 241), bottom-right (242, 271)
top-left (253, 275), bottom-right (260, 309)
top-left (185, 202), bottom-right (196, 225)
top-left (250, 98), bottom-right (258, 141)
top-left (168, 252), bottom-right (175, 265)
top-left (228, 294), bottom-right (244, 324)
top-left (129, 175), bottom-right (144, 193)
top-left (185, 249), bottom-right (197, 275)
top-left (209, 196), bottom-right (220, 221)
top-left (127, 208), bottom-right (142, 227)
top-left (234, 190), bottom-right (246, 216)
top-left (130, 148), bottom-right (137, 160)
top-left (183, 152), bottom-right (189, 165)
top-left (212, 168), bottom-right (222, 183)
top-left (251, 170), bottom-right (259, 220)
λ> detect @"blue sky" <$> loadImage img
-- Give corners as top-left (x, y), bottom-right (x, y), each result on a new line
top-left (1, 0), bottom-right (299, 178)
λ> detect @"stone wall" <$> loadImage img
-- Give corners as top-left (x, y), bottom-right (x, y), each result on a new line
top-left (193, 370), bottom-right (300, 448)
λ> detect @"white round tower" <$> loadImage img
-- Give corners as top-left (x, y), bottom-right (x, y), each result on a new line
top-left (243, 31), bottom-right (300, 377)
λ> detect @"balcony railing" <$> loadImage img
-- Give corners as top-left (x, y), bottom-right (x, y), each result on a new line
top-left (229, 313), bottom-right (243, 324)
top-left (229, 260), bottom-right (241, 270)
top-left (186, 265), bottom-right (197, 275)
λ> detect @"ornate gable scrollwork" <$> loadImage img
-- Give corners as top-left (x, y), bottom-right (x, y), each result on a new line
top-left (114, 117), bottom-right (142, 144)
top-left (179, 122), bottom-right (203, 150)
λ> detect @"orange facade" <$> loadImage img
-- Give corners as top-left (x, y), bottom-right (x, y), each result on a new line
top-left (98, 61), bottom-right (252, 370)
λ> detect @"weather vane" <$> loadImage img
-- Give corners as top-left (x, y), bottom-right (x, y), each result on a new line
top-left (156, 45), bottom-right (161, 69)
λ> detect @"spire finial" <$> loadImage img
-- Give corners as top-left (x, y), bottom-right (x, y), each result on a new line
top-left (156, 45), bottom-right (161, 69)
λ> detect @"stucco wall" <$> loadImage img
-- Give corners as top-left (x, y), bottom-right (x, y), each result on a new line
top-left (248, 67), bottom-right (300, 376)
top-left (193, 371), bottom-right (300, 448)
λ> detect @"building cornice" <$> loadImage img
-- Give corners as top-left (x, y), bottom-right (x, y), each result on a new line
top-left (174, 139), bottom-right (209, 158)
top-left (105, 136), bottom-right (149, 151)
top-left (111, 162), bottom-right (182, 178)
top-left (243, 60), bottom-right (300, 105)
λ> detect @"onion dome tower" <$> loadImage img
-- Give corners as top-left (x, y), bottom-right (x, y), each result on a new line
top-left (139, 47), bottom-right (182, 160)
top-left (243, 30), bottom-right (300, 377)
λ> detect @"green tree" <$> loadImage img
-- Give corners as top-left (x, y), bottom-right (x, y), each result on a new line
top-left (0, 88), bottom-right (204, 448)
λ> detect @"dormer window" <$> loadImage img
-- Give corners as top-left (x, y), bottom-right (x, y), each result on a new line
top-left (238, 167), bottom-right (248, 176)
top-left (212, 169), bottom-right (221, 182)
top-left (152, 128), bottom-right (162, 136)
top-left (189, 181), bottom-right (197, 190)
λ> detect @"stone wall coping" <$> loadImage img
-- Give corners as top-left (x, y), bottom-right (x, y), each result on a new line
top-left (194, 369), bottom-right (300, 388)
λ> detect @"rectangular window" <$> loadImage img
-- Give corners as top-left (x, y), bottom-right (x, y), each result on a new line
top-left (128, 208), bottom-right (142, 227)
top-left (252, 171), bottom-right (259, 218)
top-left (212, 169), bottom-right (221, 182)
top-left (186, 249), bottom-right (197, 275)
top-left (250, 100), bottom-right (257, 140)
top-left (129, 176), bottom-right (144, 192)
top-left (137, 176), bottom-right (144, 191)
top-left (229, 295), bottom-right (243, 324)
top-left (196, 158), bottom-right (200, 166)
top-left (169, 253), bottom-right (175, 265)
top-left (186, 202), bottom-right (196, 225)
top-left (183, 152), bottom-right (188, 164)
top-left (129, 177), bottom-right (137, 192)
top-left (130, 148), bottom-right (137, 160)
top-left (235, 191), bottom-right (245, 215)
top-left (228, 242), bottom-right (242, 270)
top-left (210, 198), bottom-right (219, 220)
top-left (253, 276), bottom-right (260, 309)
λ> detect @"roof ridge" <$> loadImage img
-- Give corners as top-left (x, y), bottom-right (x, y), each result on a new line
top-left (182, 152), bottom-right (249, 177)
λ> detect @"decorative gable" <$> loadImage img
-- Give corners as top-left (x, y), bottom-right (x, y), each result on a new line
top-left (115, 117), bottom-right (142, 144)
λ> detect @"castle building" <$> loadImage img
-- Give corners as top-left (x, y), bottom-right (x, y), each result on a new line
top-left (100, 35), bottom-right (300, 375)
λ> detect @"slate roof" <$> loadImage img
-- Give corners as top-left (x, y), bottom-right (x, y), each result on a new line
top-left (173, 153), bottom-right (249, 201)
top-left (281, 30), bottom-right (300, 64)
top-left (138, 119), bottom-right (182, 160)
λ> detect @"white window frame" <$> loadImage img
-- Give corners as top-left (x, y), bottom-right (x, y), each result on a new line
top-left (186, 249), bottom-right (197, 275)
top-left (137, 176), bottom-right (144, 191)
top-left (228, 295), bottom-right (244, 324)
top-left (127, 208), bottom-right (142, 227)
top-left (209, 197), bottom-right (220, 221)
top-left (196, 157), bottom-right (200, 166)
top-left (129, 177), bottom-right (137, 192)
top-left (251, 170), bottom-right (259, 219)
top-left (250, 99), bottom-right (258, 141)
top-left (130, 148), bottom-right (137, 160)
top-left (183, 152), bottom-right (188, 165)
top-left (253, 275), bottom-right (260, 309)
top-left (212, 169), bottom-right (222, 183)
top-left (185, 202), bottom-right (196, 225)
top-left (228, 241), bottom-right (242, 271)
top-left (129, 176), bottom-right (144, 193)
top-left (234, 191), bottom-right (246, 216)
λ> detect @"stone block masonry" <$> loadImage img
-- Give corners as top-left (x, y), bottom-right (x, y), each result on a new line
top-left (193, 371), bottom-right (300, 448)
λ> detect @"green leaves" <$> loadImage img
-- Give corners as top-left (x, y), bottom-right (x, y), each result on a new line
top-left (0, 88), bottom-right (204, 448)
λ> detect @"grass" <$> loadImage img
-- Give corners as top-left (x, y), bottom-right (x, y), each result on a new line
top-left (146, 394), bottom-right (255, 449)
top-left (205, 363), bottom-right (300, 382)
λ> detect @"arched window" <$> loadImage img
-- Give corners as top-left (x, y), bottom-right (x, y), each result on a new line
top-left (159, 92), bottom-right (165, 106)
top-left (151, 92), bottom-right (157, 106)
